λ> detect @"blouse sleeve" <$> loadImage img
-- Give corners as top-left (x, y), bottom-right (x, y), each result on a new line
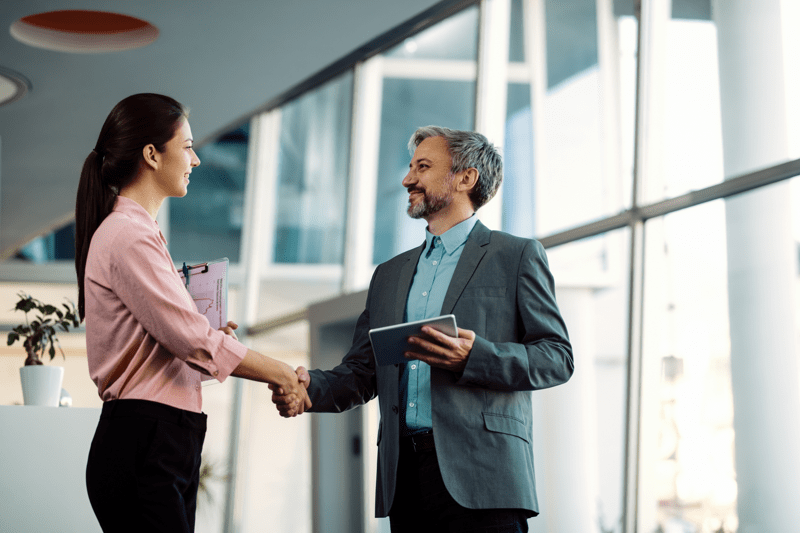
top-left (108, 226), bottom-right (246, 382)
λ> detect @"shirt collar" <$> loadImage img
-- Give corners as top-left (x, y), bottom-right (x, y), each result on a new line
top-left (113, 196), bottom-right (167, 244)
top-left (425, 215), bottom-right (478, 255)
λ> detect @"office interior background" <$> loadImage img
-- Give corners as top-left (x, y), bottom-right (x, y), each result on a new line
top-left (2, 0), bottom-right (800, 531)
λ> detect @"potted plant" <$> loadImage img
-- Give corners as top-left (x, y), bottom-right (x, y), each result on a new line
top-left (6, 292), bottom-right (80, 406)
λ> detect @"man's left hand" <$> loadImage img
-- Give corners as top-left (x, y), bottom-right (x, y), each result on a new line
top-left (405, 326), bottom-right (475, 373)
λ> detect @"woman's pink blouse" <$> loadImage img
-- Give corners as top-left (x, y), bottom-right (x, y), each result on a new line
top-left (84, 196), bottom-right (247, 413)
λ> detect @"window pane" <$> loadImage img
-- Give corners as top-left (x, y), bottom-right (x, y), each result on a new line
top-left (15, 222), bottom-right (75, 262)
top-left (545, 0), bottom-right (599, 89)
top-left (541, 229), bottom-right (630, 533)
top-left (508, 0), bottom-right (525, 62)
top-left (503, 83), bottom-right (534, 235)
top-left (384, 7), bottom-right (478, 61)
top-left (274, 72), bottom-right (354, 264)
top-left (641, 201), bottom-right (736, 532)
top-left (170, 125), bottom-right (249, 263)
top-left (643, 17), bottom-right (724, 203)
top-left (503, 7), bottom-right (637, 238)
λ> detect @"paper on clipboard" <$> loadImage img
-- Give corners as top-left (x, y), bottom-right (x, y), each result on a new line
top-left (178, 258), bottom-right (229, 384)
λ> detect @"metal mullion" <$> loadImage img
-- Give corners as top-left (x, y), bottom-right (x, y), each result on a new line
top-left (342, 57), bottom-right (383, 293)
top-left (622, 0), bottom-right (656, 530)
top-left (223, 110), bottom-right (281, 533)
top-left (537, 156), bottom-right (800, 250)
top-left (475, 0), bottom-right (511, 230)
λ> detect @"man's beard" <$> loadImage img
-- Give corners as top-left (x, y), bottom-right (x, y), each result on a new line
top-left (407, 188), bottom-right (453, 219)
top-left (406, 173), bottom-right (456, 219)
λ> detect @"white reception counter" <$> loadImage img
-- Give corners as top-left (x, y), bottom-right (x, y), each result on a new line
top-left (0, 406), bottom-right (102, 532)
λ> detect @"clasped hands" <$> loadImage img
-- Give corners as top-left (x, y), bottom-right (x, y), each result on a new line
top-left (219, 321), bottom-right (311, 417)
top-left (268, 326), bottom-right (476, 418)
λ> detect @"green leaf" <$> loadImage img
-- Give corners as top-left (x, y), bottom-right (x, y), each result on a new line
top-left (16, 299), bottom-right (36, 313)
top-left (42, 305), bottom-right (57, 315)
top-left (49, 343), bottom-right (55, 359)
top-left (7, 332), bottom-right (19, 345)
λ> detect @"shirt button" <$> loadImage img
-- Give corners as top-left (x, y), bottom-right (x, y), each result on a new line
top-left (213, 370), bottom-right (219, 376)
top-left (409, 402), bottom-right (415, 408)
top-left (411, 364), bottom-right (417, 370)
top-left (422, 291), bottom-right (428, 296)
top-left (432, 260), bottom-right (438, 266)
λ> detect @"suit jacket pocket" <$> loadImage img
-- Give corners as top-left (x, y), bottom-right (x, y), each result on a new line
top-left (461, 286), bottom-right (507, 298)
top-left (483, 412), bottom-right (529, 443)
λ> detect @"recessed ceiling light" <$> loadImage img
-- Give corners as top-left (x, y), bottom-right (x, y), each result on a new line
top-left (10, 10), bottom-right (158, 53)
top-left (0, 67), bottom-right (30, 107)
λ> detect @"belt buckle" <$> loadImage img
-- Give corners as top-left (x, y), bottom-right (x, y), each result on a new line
top-left (412, 432), bottom-right (432, 452)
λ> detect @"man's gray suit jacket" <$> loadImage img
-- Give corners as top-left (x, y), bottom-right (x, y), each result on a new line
top-left (306, 220), bottom-right (573, 518)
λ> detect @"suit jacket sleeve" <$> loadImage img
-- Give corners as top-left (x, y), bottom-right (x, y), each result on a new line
top-left (456, 238), bottom-right (573, 391)
top-left (305, 271), bottom-right (379, 413)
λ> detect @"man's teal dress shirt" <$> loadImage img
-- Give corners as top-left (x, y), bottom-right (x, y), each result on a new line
top-left (399, 215), bottom-right (478, 435)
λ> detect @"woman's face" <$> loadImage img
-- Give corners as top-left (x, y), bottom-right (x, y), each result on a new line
top-left (155, 118), bottom-right (200, 198)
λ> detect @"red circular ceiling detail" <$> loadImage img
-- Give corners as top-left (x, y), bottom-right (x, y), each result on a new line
top-left (10, 10), bottom-right (158, 53)
top-left (20, 10), bottom-right (150, 34)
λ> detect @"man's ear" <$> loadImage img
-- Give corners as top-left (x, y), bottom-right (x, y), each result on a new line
top-left (142, 144), bottom-right (159, 171)
top-left (455, 168), bottom-right (479, 193)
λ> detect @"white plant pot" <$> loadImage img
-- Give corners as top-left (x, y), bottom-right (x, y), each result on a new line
top-left (19, 365), bottom-right (64, 407)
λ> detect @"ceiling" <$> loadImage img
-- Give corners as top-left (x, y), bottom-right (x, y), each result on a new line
top-left (0, 0), bottom-right (445, 259)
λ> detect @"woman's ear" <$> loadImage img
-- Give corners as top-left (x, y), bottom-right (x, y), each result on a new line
top-left (141, 144), bottom-right (159, 171)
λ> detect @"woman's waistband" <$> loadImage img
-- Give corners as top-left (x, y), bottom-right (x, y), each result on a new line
top-left (100, 398), bottom-right (206, 431)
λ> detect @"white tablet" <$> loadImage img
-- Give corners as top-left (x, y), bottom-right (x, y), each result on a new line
top-left (368, 314), bottom-right (458, 366)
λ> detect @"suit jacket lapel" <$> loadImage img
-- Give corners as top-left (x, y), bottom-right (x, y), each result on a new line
top-left (395, 241), bottom-right (426, 324)
top-left (440, 221), bottom-right (491, 315)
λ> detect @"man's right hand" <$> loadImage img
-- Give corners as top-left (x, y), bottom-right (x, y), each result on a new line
top-left (269, 366), bottom-right (311, 417)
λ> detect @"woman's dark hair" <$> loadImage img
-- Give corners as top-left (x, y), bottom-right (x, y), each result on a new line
top-left (75, 93), bottom-right (188, 320)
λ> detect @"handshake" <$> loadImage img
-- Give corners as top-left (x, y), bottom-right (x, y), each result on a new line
top-left (268, 365), bottom-right (312, 418)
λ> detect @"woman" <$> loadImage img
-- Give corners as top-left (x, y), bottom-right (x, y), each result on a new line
top-left (75, 93), bottom-right (309, 532)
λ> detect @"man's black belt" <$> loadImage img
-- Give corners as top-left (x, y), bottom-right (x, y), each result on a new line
top-left (403, 431), bottom-right (435, 452)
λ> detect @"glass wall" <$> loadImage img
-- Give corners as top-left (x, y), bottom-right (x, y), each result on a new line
top-left (544, 229), bottom-right (630, 532)
top-left (15, 221), bottom-right (75, 262)
top-left (502, 0), bottom-right (637, 239)
top-left (170, 124), bottom-right (250, 263)
top-left (642, 9), bottom-right (723, 203)
top-left (641, 202), bottom-right (735, 532)
top-left (274, 72), bottom-right (354, 265)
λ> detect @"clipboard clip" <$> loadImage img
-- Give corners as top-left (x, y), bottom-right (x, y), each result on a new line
top-left (180, 262), bottom-right (209, 287)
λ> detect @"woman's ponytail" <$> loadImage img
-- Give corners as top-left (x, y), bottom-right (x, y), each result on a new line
top-left (75, 149), bottom-right (115, 321)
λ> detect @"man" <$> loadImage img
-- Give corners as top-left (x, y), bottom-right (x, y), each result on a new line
top-left (273, 126), bottom-right (573, 532)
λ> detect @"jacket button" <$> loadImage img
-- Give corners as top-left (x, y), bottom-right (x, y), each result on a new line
top-left (392, 405), bottom-right (399, 414)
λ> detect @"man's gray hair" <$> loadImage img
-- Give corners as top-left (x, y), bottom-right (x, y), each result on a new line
top-left (408, 126), bottom-right (502, 210)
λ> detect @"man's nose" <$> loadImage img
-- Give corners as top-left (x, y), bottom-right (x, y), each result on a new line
top-left (402, 170), bottom-right (414, 188)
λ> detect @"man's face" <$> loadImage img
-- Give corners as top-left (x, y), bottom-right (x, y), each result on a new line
top-left (402, 136), bottom-right (456, 220)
